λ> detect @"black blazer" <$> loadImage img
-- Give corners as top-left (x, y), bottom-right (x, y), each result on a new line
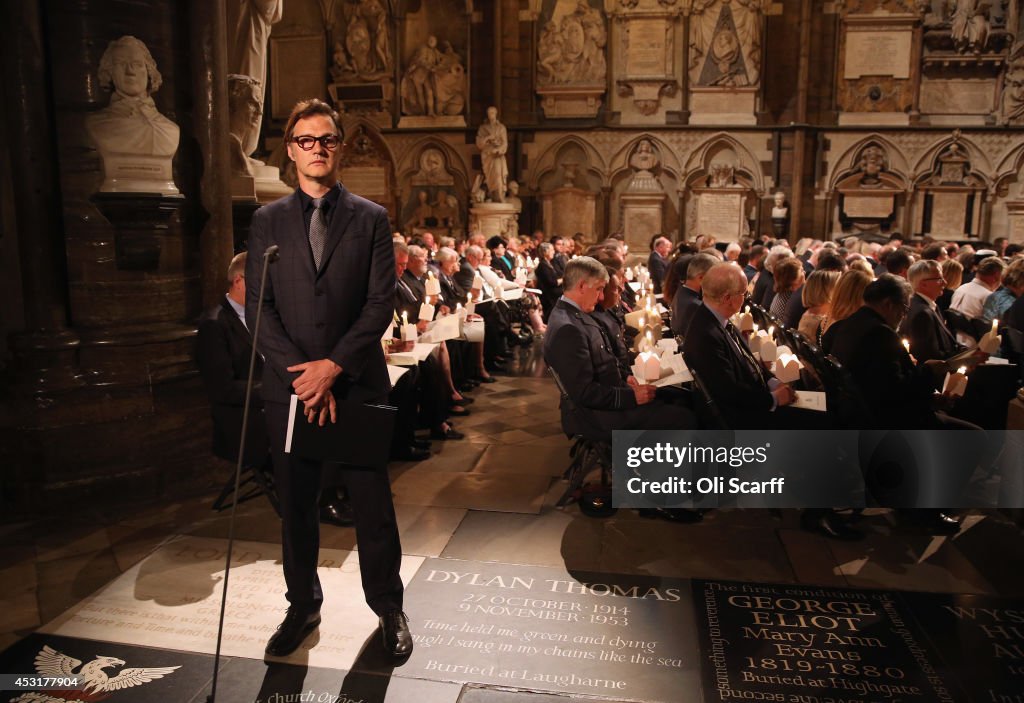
top-left (439, 270), bottom-right (466, 307)
top-left (682, 304), bottom-right (775, 429)
top-left (542, 299), bottom-right (636, 411)
top-left (403, 269), bottom-right (426, 301)
top-left (196, 299), bottom-right (268, 464)
top-left (899, 294), bottom-right (962, 364)
top-left (245, 185), bottom-right (395, 405)
top-left (648, 251), bottom-right (669, 293)
top-left (395, 276), bottom-right (421, 323)
top-left (753, 270), bottom-right (775, 310)
top-left (535, 259), bottom-right (562, 312)
top-left (823, 306), bottom-right (938, 428)
top-left (670, 285), bottom-right (702, 337)
top-left (552, 253), bottom-right (568, 278)
top-left (454, 259), bottom-right (476, 293)
top-left (491, 255), bottom-right (514, 280)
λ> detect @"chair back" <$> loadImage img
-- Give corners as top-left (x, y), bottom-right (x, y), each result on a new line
top-left (944, 308), bottom-right (987, 341)
top-left (687, 363), bottom-right (730, 429)
top-left (819, 354), bottom-right (873, 428)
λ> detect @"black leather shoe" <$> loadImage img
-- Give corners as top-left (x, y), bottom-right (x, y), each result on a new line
top-left (412, 438), bottom-right (432, 450)
top-left (473, 375), bottom-right (497, 384)
top-left (392, 446), bottom-right (431, 461)
top-left (320, 500), bottom-right (354, 527)
top-left (924, 511), bottom-right (961, 535)
top-left (454, 396), bottom-right (474, 405)
top-left (380, 610), bottom-right (413, 658)
top-left (266, 608), bottom-right (321, 657)
top-left (430, 426), bottom-right (465, 440)
top-left (638, 507), bottom-right (703, 524)
top-left (801, 511), bottom-right (863, 541)
top-left (448, 406), bottom-right (470, 417)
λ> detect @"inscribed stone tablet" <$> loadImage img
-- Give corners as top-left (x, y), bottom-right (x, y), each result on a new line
top-left (342, 166), bottom-right (388, 199)
top-left (930, 192), bottom-right (968, 238)
top-left (844, 194), bottom-right (894, 219)
top-left (697, 192), bottom-right (745, 239)
top-left (627, 19), bottom-right (667, 76)
top-left (845, 28), bottom-right (912, 79)
top-left (402, 558), bottom-right (702, 702)
top-left (694, 579), bottom-right (957, 702)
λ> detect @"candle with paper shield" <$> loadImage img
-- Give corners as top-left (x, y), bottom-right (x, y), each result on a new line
top-left (471, 273), bottom-right (483, 290)
top-left (418, 302), bottom-right (435, 321)
top-left (401, 311), bottom-right (417, 342)
top-left (943, 366), bottom-right (968, 397)
top-left (773, 352), bottom-right (803, 383)
top-left (424, 271), bottom-right (441, 296)
top-left (979, 319), bottom-right (1001, 354)
top-left (635, 351), bottom-right (661, 384)
top-left (736, 306), bottom-right (754, 333)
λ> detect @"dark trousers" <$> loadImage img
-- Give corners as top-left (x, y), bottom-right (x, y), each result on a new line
top-left (265, 401), bottom-right (404, 616)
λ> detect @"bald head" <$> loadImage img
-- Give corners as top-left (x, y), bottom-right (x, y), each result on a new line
top-left (701, 263), bottom-right (747, 317)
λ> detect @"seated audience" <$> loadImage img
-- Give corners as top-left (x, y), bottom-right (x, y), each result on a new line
top-left (824, 269), bottom-right (873, 333)
top-left (670, 252), bottom-right (718, 338)
top-left (768, 256), bottom-right (805, 320)
top-left (983, 258), bottom-right (1024, 324)
top-left (901, 260), bottom-right (969, 363)
top-left (798, 270), bottom-right (841, 345)
top-left (950, 256), bottom-right (1006, 342)
top-left (937, 258), bottom-right (963, 312)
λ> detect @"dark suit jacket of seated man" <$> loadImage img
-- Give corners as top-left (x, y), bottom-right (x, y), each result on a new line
top-left (899, 260), bottom-right (964, 366)
top-left (683, 263), bottom-right (797, 430)
top-left (542, 257), bottom-right (694, 441)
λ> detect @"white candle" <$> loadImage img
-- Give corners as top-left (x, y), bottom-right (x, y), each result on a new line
top-left (638, 351), bottom-right (661, 383)
top-left (425, 271), bottom-right (441, 296)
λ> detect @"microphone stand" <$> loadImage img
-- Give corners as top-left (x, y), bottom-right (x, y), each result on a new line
top-left (207, 244), bottom-right (279, 703)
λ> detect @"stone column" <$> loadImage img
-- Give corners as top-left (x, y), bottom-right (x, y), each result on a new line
top-left (190, 0), bottom-right (236, 308)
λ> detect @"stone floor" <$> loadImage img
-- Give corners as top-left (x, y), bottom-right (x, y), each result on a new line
top-left (2, 344), bottom-right (1023, 702)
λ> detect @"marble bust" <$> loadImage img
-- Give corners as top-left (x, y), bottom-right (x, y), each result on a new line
top-left (86, 36), bottom-right (180, 194)
top-left (771, 191), bottom-right (788, 219)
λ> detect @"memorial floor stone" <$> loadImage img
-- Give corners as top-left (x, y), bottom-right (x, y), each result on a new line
top-left (402, 557), bottom-right (702, 702)
top-left (693, 578), bottom-right (957, 703)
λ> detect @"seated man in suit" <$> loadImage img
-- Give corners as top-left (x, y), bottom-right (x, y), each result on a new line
top-left (197, 253), bottom-right (349, 523)
top-left (543, 256), bottom-right (695, 438)
top-left (823, 274), bottom-right (984, 534)
top-left (900, 259), bottom-right (974, 364)
top-left (647, 236), bottom-right (672, 294)
top-left (670, 252), bottom-right (718, 338)
top-left (544, 256), bottom-right (699, 523)
top-left (683, 263), bottom-right (796, 429)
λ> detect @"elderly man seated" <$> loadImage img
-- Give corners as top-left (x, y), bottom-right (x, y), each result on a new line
top-left (543, 257), bottom-right (695, 438)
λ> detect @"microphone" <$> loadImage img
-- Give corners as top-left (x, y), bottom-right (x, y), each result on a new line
top-left (207, 242), bottom-right (278, 703)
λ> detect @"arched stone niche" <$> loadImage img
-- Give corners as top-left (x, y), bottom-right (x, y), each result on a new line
top-left (827, 137), bottom-right (910, 239)
top-left (608, 136), bottom-right (682, 251)
top-left (396, 139), bottom-right (470, 237)
top-left (683, 137), bottom-right (761, 242)
top-left (534, 137), bottom-right (605, 242)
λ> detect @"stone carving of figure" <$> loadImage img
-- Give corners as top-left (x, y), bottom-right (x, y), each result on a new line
top-left (402, 35), bottom-right (443, 115)
top-left (627, 139), bottom-right (663, 192)
top-left (999, 45), bottom-right (1024, 125)
top-left (690, 0), bottom-right (767, 87)
top-left (506, 180), bottom-right (523, 212)
top-left (708, 162), bottom-right (737, 188)
top-left (226, 0), bottom-right (282, 156)
top-left (227, 74), bottom-right (263, 175)
top-left (536, 0), bottom-right (607, 85)
top-left (447, 193), bottom-right (462, 228)
top-left (415, 148), bottom-right (448, 185)
top-left (86, 35), bottom-right (180, 193)
top-left (433, 189), bottom-right (456, 226)
top-left (950, 0), bottom-right (991, 54)
top-left (433, 40), bottom-right (467, 116)
top-left (771, 190), bottom-right (788, 219)
top-left (331, 0), bottom-right (392, 82)
top-left (475, 106), bottom-right (509, 202)
top-left (858, 145), bottom-right (887, 186)
top-left (405, 189), bottom-right (433, 229)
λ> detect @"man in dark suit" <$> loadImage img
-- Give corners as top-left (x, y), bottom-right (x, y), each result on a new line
top-left (551, 237), bottom-right (569, 278)
top-left (246, 99), bottom-right (411, 659)
top-left (647, 236), bottom-right (672, 294)
top-left (683, 263), bottom-right (796, 429)
top-left (900, 259), bottom-right (964, 364)
top-left (543, 257), bottom-right (695, 438)
top-left (535, 242), bottom-right (562, 322)
top-left (670, 252), bottom-right (717, 337)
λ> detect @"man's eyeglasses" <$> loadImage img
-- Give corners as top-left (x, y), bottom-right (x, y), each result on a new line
top-left (290, 135), bottom-right (341, 151)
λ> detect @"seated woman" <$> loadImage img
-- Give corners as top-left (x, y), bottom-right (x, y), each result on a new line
top-left (768, 256), bottom-right (805, 321)
top-left (798, 270), bottom-right (841, 345)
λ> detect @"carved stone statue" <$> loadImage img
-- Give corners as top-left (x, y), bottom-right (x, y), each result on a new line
top-left (433, 189), bottom-right (456, 226)
top-left (227, 74), bottom-right (263, 176)
top-left (690, 0), bottom-right (766, 87)
top-left (86, 36), bottom-right (180, 194)
top-left (999, 44), bottom-right (1024, 125)
top-left (226, 0), bottom-right (282, 150)
top-left (411, 148), bottom-right (452, 186)
top-left (405, 189), bottom-right (433, 229)
top-left (858, 145), bottom-right (888, 186)
top-left (331, 0), bottom-right (392, 82)
top-left (708, 162), bottom-right (737, 188)
top-left (627, 140), bottom-right (663, 192)
top-left (771, 190), bottom-right (788, 219)
top-left (401, 35), bottom-right (466, 116)
top-left (536, 0), bottom-right (607, 85)
top-left (950, 0), bottom-right (991, 54)
top-left (433, 40), bottom-right (467, 116)
top-left (506, 180), bottom-right (523, 212)
top-left (475, 106), bottom-right (509, 202)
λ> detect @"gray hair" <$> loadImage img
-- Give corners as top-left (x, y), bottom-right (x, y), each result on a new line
top-left (687, 252), bottom-right (720, 281)
top-left (393, 240), bottom-right (409, 256)
top-left (765, 245), bottom-right (793, 273)
top-left (863, 273), bottom-right (912, 307)
top-left (435, 247), bottom-right (458, 263)
top-left (539, 242), bottom-right (553, 256)
top-left (407, 244), bottom-right (427, 259)
top-left (908, 259), bottom-right (940, 288)
top-left (465, 245), bottom-right (484, 261)
top-left (563, 256), bottom-right (609, 290)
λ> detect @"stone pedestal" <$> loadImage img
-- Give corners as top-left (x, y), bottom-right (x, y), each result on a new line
top-left (537, 86), bottom-right (605, 119)
top-left (689, 89), bottom-right (758, 126)
top-left (252, 164), bottom-right (292, 203)
top-left (469, 202), bottom-right (519, 238)
top-left (96, 153), bottom-right (180, 196)
top-left (620, 191), bottom-right (666, 253)
top-left (397, 115), bottom-right (467, 129)
top-left (542, 187), bottom-right (597, 242)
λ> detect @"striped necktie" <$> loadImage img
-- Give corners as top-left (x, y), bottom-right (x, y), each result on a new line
top-left (309, 197), bottom-right (327, 269)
